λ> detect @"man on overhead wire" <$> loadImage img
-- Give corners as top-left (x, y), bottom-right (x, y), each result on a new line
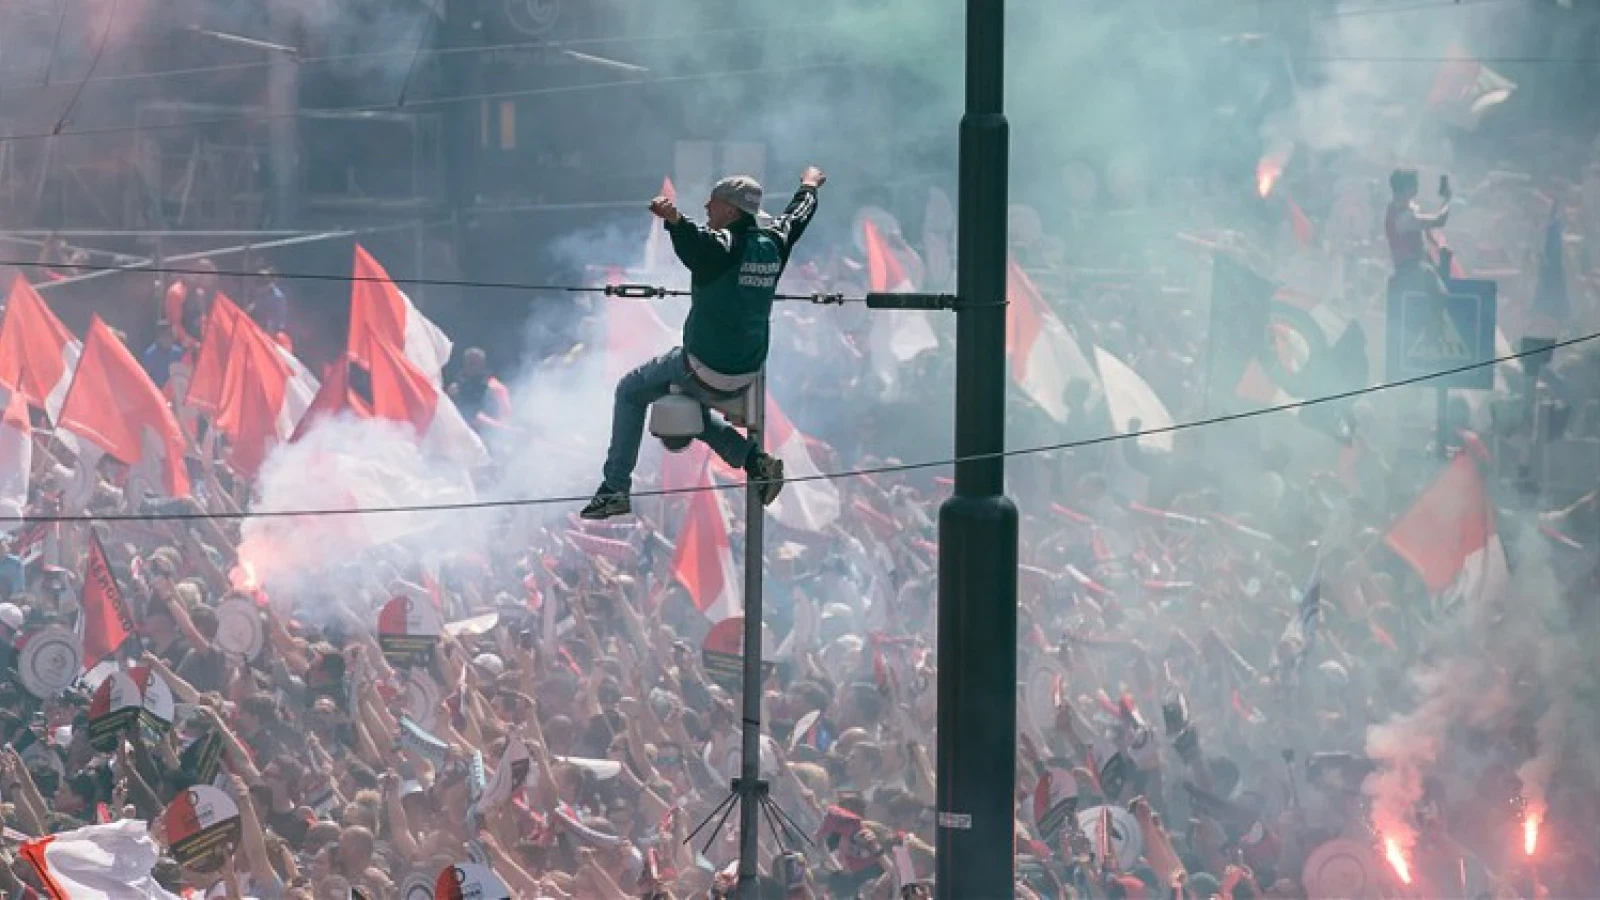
top-left (581, 166), bottom-right (826, 521)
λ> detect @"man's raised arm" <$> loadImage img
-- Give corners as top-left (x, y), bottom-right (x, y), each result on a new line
top-left (770, 166), bottom-right (826, 261)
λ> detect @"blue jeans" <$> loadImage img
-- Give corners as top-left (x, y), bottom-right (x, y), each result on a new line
top-left (602, 347), bottom-right (755, 494)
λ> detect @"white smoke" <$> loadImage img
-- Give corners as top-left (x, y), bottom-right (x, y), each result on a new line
top-left (239, 414), bottom-right (481, 621)
top-left (1364, 652), bottom-right (1511, 855)
top-left (239, 272), bottom-right (640, 624)
top-left (1505, 526), bottom-right (1600, 826)
top-left (1365, 516), bottom-right (1600, 859)
top-left (486, 312), bottom-right (628, 519)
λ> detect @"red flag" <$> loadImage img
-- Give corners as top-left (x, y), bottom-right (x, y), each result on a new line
top-left (290, 356), bottom-right (371, 442)
top-left (1285, 194), bottom-right (1315, 247)
top-left (57, 318), bottom-right (191, 498)
top-left (213, 328), bottom-right (293, 478)
top-left (670, 456), bottom-right (739, 622)
top-left (80, 531), bottom-right (136, 668)
top-left (185, 294), bottom-right (247, 415)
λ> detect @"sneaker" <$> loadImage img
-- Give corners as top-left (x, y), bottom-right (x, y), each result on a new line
top-left (746, 452), bottom-right (785, 507)
top-left (580, 485), bottom-right (631, 520)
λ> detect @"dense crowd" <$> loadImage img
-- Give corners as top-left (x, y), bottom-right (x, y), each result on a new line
top-left (0, 140), bottom-right (1594, 900)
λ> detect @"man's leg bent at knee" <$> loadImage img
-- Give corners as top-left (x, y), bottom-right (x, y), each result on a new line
top-left (699, 409), bottom-right (786, 507)
top-left (585, 350), bottom-right (681, 519)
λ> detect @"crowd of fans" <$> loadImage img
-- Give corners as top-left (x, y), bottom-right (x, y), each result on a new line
top-left (0, 144), bottom-right (1595, 900)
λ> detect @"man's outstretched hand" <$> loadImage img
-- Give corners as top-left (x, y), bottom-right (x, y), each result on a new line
top-left (649, 196), bottom-right (682, 224)
top-left (802, 166), bottom-right (827, 188)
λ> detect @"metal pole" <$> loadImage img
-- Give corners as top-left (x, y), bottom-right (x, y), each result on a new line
top-left (1436, 387), bottom-right (1449, 460)
top-left (266, 8), bottom-right (299, 229)
top-left (34, 221), bottom-right (426, 291)
top-left (414, 218), bottom-right (427, 307)
top-left (154, 237), bottom-right (169, 315)
top-left (936, 0), bottom-right (1017, 898)
top-left (737, 382), bottom-right (767, 896)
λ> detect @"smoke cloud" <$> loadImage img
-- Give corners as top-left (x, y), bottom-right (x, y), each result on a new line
top-left (240, 415), bottom-right (482, 622)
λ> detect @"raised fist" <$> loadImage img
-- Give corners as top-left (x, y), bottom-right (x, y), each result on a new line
top-left (648, 197), bottom-right (681, 224)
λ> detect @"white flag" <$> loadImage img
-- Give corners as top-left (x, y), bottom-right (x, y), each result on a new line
top-left (20, 820), bottom-right (182, 900)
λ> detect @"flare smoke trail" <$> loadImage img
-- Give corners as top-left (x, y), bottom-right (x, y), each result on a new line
top-left (239, 415), bottom-right (481, 622)
top-left (1505, 526), bottom-right (1600, 832)
top-left (1365, 518), bottom-right (1600, 859)
top-left (1364, 654), bottom-right (1512, 857)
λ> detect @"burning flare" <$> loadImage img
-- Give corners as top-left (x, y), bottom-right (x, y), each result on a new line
top-left (1524, 811), bottom-right (1541, 857)
top-left (231, 560), bottom-right (259, 591)
top-left (1384, 836), bottom-right (1414, 885)
top-left (1257, 163), bottom-right (1281, 198)
top-left (1255, 142), bottom-right (1294, 198)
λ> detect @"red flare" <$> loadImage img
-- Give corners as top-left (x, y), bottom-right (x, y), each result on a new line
top-left (1256, 146), bottom-right (1291, 198)
top-left (1384, 837), bottom-right (1413, 885)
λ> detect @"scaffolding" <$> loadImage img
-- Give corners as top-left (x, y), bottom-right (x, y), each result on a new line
top-left (112, 100), bottom-right (448, 230)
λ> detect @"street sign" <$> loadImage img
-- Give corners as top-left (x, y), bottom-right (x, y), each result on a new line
top-left (1385, 277), bottom-right (1497, 391)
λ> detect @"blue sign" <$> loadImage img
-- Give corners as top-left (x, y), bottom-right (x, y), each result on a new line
top-left (1385, 277), bottom-right (1497, 391)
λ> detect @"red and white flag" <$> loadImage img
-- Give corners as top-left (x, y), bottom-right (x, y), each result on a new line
top-left (1427, 47), bottom-right (1515, 131)
top-left (765, 394), bottom-right (839, 532)
top-left (863, 218), bottom-right (938, 380)
top-left (349, 244), bottom-right (453, 383)
top-left (20, 819), bottom-right (180, 900)
top-left (0, 393), bottom-right (31, 527)
top-left (671, 454), bottom-right (740, 623)
top-left (367, 333), bottom-right (489, 467)
top-left (57, 317), bottom-right (191, 499)
top-left (1385, 437), bottom-right (1508, 608)
top-left (1006, 260), bottom-right (1100, 423)
top-left (0, 273), bottom-right (81, 435)
top-left (80, 530), bottom-right (136, 669)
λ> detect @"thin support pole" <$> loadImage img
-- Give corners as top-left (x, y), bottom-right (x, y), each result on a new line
top-left (737, 381), bottom-right (767, 897)
top-left (1436, 387), bottom-right (1449, 460)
